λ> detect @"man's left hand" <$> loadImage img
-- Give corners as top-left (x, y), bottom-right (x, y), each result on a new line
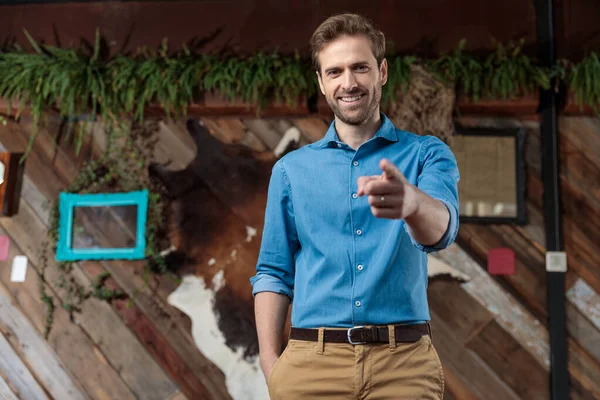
top-left (357, 159), bottom-right (418, 219)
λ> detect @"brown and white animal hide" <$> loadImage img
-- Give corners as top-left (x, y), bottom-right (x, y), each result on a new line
top-left (156, 118), bottom-right (467, 400)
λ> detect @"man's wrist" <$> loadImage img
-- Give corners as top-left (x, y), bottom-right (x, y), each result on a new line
top-left (404, 184), bottom-right (422, 221)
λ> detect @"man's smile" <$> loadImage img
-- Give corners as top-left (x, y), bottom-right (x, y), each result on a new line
top-left (339, 93), bottom-right (366, 105)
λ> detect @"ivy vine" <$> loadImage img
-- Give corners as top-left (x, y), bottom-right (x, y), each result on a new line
top-left (39, 120), bottom-right (170, 338)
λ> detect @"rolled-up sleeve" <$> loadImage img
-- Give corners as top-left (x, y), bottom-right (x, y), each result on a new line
top-left (407, 136), bottom-right (460, 253)
top-left (250, 160), bottom-right (299, 299)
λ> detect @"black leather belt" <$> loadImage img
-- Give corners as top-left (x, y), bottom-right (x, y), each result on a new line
top-left (289, 323), bottom-right (430, 345)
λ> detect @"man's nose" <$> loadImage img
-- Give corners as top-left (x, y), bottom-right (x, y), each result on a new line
top-left (341, 71), bottom-right (358, 91)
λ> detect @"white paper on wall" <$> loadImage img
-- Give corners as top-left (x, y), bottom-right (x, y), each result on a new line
top-left (10, 255), bottom-right (28, 282)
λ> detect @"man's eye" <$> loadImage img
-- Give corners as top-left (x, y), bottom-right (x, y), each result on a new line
top-left (355, 65), bottom-right (368, 71)
top-left (328, 70), bottom-right (339, 76)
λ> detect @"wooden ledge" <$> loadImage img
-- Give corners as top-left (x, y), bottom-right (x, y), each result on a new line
top-left (0, 92), bottom-right (596, 120)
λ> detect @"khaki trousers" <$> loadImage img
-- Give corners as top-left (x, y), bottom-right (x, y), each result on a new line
top-left (267, 329), bottom-right (444, 399)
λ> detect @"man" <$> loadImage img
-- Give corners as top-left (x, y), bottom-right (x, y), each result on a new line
top-left (250, 13), bottom-right (459, 400)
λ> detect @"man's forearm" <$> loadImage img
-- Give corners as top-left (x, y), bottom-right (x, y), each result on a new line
top-left (255, 291), bottom-right (290, 358)
top-left (404, 185), bottom-right (450, 247)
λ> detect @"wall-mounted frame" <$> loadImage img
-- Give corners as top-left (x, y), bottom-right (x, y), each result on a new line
top-left (449, 126), bottom-right (527, 225)
top-left (56, 190), bottom-right (149, 261)
top-left (0, 152), bottom-right (26, 216)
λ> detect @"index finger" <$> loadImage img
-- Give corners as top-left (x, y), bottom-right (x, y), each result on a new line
top-left (357, 175), bottom-right (380, 196)
top-left (380, 159), bottom-right (408, 183)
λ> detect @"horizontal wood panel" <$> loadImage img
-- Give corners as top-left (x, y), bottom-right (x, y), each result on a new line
top-left (0, 374), bottom-right (18, 400)
top-left (0, 281), bottom-right (86, 400)
top-left (466, 320), bottom-right (549, 399)
top-left (429, 310), bottom-right (521, 400)
top-left (427, 279), bottom-right (494, 343)
top-left (0, 323), bottom-right (50, 400)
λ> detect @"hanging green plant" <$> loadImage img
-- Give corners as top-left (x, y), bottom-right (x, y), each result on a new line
top-left (108, 40), bottom-right (203, 122)
top-left (0, 29), bottom-right (107, 158)
top-left (428, 39), bottom-right (484, 100)
top-left (0, 29), bottom-right (597, 159)
top-left (562, 52), bottom-right (600, 113)
top-left (482, 38), bottom-right (551, 99)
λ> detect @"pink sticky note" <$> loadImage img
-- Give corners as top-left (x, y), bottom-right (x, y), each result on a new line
top-left (0, 236), bottom-right (9, 261)
top-left (488, 248), bottom-right (515, 275)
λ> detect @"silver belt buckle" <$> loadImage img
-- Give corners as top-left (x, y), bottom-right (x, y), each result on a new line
top-left (347, 325), bottom-right (367, 345)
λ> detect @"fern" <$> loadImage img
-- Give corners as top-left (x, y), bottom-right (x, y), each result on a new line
top-left (0, 30), bottom-right (597, 157)
top-left (567, 52), bottom-right (600, 113)
top-left (429, 39), bottom-right (484, 100)
top-left (482, 38), bottom-right (550, 99)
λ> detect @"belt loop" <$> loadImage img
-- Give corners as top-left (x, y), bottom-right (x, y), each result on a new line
top-left (317, 328), bottom-right (325, 355)
top-left (387, 324), bottom-right (396, 350)
top-left (427, 321), bottom-right (434, 344)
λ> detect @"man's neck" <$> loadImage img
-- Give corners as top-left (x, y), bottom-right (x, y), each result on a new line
top-left (335, 111), bottom-right (382, 150)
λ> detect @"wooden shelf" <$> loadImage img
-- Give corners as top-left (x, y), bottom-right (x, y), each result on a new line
top-left (455, 93), bottom-right (539, 117)
top-left (1, 92), bottom-right (596, 120)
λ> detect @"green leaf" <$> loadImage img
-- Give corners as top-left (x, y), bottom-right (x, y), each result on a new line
top-left (23, 29), bottom-right (43, 54)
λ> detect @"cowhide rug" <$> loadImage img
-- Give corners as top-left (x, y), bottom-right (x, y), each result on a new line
top-left (154, 118), bottom-right (469, 400)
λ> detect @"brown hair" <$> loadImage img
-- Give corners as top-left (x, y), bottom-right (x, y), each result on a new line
top-left (310, 13), bottom-right (386, 74)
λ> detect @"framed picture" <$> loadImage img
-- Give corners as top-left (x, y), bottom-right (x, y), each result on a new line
top-left (56, 190), bottom-right (149, 261)
top-left (449, 126), bottom-right (527, 225)
top-left (0, 152), bottom-right (26, 216)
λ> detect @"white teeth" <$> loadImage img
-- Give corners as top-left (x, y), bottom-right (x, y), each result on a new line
top-left (340, 95), bottom-right (363, 102)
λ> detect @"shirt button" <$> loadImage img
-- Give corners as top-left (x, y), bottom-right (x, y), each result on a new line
top-left (357, 264), bottom-right (364, 271)
top-left (355, 301), bottom-right (361, 307)
top-left (353, 161), bottom-right (359, 166)
top-left (356, 229), bottom-right (362, 235)
top-left (352, 193), bottom-right (358, 199)
top-left (337, 143), bottom-right (342, 148)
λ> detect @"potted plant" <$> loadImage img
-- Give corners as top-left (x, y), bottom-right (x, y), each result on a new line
top-left (432, 39), bottom-right (547, 116)
top-left (558, 54), bottom-right (600, 116)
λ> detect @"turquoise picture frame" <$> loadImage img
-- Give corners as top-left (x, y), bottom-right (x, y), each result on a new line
top-left (56, 190), bottom-right (149, 261)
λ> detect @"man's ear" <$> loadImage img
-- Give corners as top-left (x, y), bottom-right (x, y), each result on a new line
top-left (316, 71), bottom-right (325, 95)
top-left (380, 58), bottom-right (388, 86)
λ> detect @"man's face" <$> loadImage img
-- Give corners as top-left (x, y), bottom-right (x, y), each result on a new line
top-left (317, 34), bottom-right (388, 126)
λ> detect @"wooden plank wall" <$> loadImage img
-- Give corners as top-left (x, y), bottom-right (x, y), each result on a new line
top-left (0, 112), bottom-right (598, 399)
top-left (455, 115), bottom-right (600, 399)
top-left (0, 120), bottom-right (193, 400)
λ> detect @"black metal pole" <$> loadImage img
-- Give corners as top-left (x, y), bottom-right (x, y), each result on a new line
top-left (535, 0), bottom-right (569, 398)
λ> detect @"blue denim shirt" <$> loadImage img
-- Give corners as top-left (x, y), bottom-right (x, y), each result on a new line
top-left (250, 114), bottom-right (460, 328)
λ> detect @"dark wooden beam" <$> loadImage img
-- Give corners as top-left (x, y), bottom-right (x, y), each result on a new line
top-left (535, 0), bottom-right (569, 398)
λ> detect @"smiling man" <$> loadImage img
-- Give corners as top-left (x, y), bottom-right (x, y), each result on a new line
top-left (250, 13), bottom-right (460, 400)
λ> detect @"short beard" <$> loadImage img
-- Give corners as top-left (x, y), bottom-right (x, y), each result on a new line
top-left (327, 83), bottom-right (382, 126)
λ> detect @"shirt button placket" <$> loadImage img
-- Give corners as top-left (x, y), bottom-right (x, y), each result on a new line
top-left (351, 156), bottom-right (363, 322)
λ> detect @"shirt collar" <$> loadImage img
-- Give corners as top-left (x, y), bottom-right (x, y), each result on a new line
top-left (318, 113), bottom-right (399, 148)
